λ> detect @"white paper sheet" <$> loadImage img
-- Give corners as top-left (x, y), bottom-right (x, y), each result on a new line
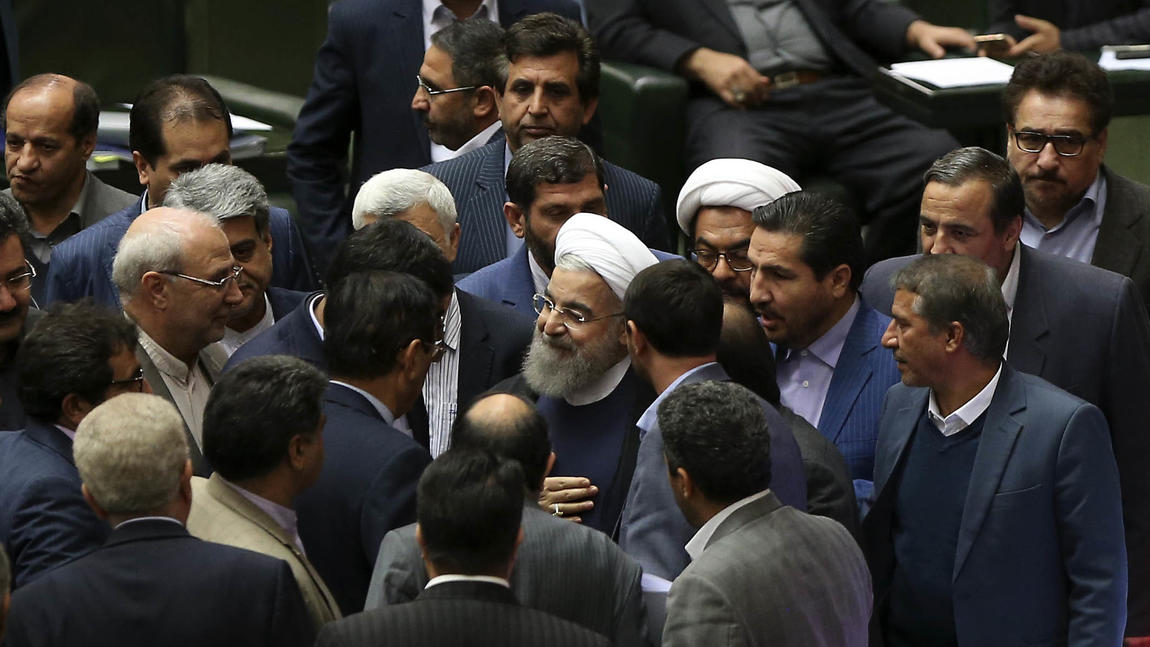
top-left (1098, 47), bottom-right (1150, 71)
top-left (889, 57), bottom-right (1016, 89)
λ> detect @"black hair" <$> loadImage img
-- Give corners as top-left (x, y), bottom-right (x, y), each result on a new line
top-left (502, 12), bottom-right (600, 102)
top-left (129, 75), bottom-right (233, 167)
top-left (751, 192), bottom-right (864, 291)
top-left (624, 259), bottom-right (722, 358)
top-left (326, 218), bottom-right (453, 299)
top-left (1, 73), bottom-right (100, 140)
top-left (922, 147), bottom-right (1024, 234)
top-left (1004, 51), bottom-right (1113, 135)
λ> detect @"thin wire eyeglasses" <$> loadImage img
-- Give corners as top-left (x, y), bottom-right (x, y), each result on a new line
top-left (532, 293), bottom-right (624, 329)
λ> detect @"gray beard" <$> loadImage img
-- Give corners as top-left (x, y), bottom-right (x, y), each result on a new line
top-left (522, 328), bottom-right (625, 399)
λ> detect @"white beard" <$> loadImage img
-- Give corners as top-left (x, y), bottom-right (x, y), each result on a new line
top-left (522, 325), bottom-right (626, 398)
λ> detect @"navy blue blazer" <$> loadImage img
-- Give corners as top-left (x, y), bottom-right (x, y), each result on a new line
top-left (43, 195), bottom-right (316, 307)
top-left (5, 518), bottom-right (314, 647)
top-left (286, 0), bottom-right (580, 273)
top-left (864, 365), bottom-right (1127, 645)
top-left (815, 301), bottom-right (899, 501)
top-left (227, 292), bottom-right (326, 372)
top-left (267, 286), bottom-right (309, 320)
top-left (425, 139), bottom-right (670, 274)
top-left (0, 419), bottom-right (109, 589)
top-left (459, 245), bottom-right (682, 317)
top-left (617, 362), bottom-right (807, 581)
top-left (296, 382), bottom-right (432, 615)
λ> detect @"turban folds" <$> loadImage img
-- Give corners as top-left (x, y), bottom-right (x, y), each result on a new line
top-left (554, 214), bottom-right (658, 300)
top-left (675, 158), bottom-right (801, 234)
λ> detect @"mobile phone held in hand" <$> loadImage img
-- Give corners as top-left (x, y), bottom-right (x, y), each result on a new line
top-left (975, 33), bottom-right (1011, 58)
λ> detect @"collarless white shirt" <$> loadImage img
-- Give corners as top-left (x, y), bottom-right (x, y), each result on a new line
top-left (528, 251), bottom-right (550, 296)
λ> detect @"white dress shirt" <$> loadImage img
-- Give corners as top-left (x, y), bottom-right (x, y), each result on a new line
top-left (219, 294), bottom-right (275, 357)
top-left (137, 328), bottom-right (211, 449)
top-left (927, 364), bottom-right (1003, 437)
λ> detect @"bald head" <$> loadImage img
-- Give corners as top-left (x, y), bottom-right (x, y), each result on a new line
top-left (113, 207), bottom-right (222, 301)
top-left (452, 393), bottom-right (551, 492)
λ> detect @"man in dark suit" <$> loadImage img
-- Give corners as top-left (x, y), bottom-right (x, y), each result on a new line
top-left (368, 392), bottom-right (647, 646)
top-left (2, 74), bottom-right (136, 304)
top-left (988, 0), bottom-right (1150, 54)
top-left (865, 254), bottom-right (1127, 645)
top-left (288, 0), bottom-right (579, 274)
top-left (0, 195), bottom-right (35, 431)
top-left (113, 207), bottom-right (244, 476)
top-left (748, 192), bottom-right (899, 505)
top-left (317, 447), bottom-right (609, 647)
top-left (618, 259), bottom-right (816, 586)
top-left (1003, 52), bottom-right (1150, 314)
top-left (459, 136), bottom-right (676, 315)
top-left (4, 392), bottom-right (314, 647)
top-left (860, 147), bottom-right (1150, 637)
top-left (0, 304), bottom-right (141, 589)
top-left (44, 75), bottom-right (314, 308)
top-left (163, 164), bottom-right (307, 356)
top-left (660, 380), bottom-right (871, 647)
top-left (296, 271), bottom-right (437, 614)
top-left (425, 13), bottom-right (669, 274)
top-left (587, 0), bottom-right (974, 263)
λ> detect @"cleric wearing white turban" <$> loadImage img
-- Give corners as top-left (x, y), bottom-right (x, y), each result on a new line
top-left (675, 158), bottom-right (801, 235)
top-left (554, 213), bottom-right (659, 300)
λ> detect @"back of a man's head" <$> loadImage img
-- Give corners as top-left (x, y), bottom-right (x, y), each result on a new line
top-left (163, 163), bottom-right (270, 236)
top-left (625, 259), bottom-right (722, 358)
top-left (718, 298), bottom-right (781, 406)
top-left (325, 218), bottom-right (454, 298)
top-left (129, 75), bottom-right (232, 167)
top-left (74, 393), bottom-right (189, 518)
top-left (752, 191), bottom-right (864, 291)
top-left (417, 448), bottom-right (524, 576)
top-left (203, 355), bottom-right (328, 483)
top-left (452, 393), bottom-right (551, 494)
top-left (431, 17), bottom-right (506, 90)
top-left (17, 302), bottom-right (138, 425)
top-left (324, 271), bottom-right (440, 381)
top-left (658, 380), bottom-right (771, 507)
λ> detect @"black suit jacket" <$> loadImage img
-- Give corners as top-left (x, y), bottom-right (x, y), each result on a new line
top-left (287, 0), bottom-right (581, 272)
top-left (296, 382), bottom-right (432, 615)
top-left (317, 580), bottom-right (610, 647)
top-left (1093, 166), bottom-right (1150, 315)
top-left (4, 518), bottom-right (314, 647)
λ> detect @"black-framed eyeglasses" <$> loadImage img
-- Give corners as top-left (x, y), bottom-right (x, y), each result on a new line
top-left (1011, 128), bottom-right (1092, 157)
top-left (2, 262), bottom-right (35, 293)
top-left (690, 248), bottom-right (753, 272)
top-left (160, 266), bottom-right (243, 290)
top-left (532, 293), bottom-right (623, 329)
top-left (109, 367), bottom-right (145, 392)
top-left (416, 74), bottom-right (476, 97)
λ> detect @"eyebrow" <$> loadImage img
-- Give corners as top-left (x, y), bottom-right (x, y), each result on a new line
top-left (695, 235), bottom-right (751, 250)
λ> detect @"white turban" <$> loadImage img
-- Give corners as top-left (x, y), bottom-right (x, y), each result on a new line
top-left (554, 213), bottom-right (658, 300)
top-left (675, 158), bottom-right (801, 235)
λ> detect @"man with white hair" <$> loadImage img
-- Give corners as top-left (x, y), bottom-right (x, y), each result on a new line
top-left (4, 393), bottom-right (314, 647)
top-left (113, 207), bottom-right (243, 475)
top-left (676, 158), bottom-right (800, 299)
top-left (164, 164), bottom-right (308, 356)
top-left (499, 213), bottom-right (658, 535)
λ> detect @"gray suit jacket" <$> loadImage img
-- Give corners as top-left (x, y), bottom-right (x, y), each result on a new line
top-left (1093, 166), bottom-right (1150, 315)
top-left (663, 492), bottom-right (871, 647)
top-left (366, 503), bottom-right (647, 647)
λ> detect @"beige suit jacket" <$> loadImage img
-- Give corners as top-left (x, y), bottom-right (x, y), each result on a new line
top-left (187, 474), bottom-right (341, 628)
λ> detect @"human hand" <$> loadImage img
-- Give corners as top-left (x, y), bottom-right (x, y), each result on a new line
top-left (1008, 15), bottom-right (1062, 56)
top-left (539, 476), bottom-right (598, 523)
top-left (681, 47), bottom-right (771, 108)
top-left (906, 20), bottom-right (978, 58)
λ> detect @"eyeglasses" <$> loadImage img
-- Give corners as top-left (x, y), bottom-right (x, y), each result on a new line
top-left (416, 74), bottom-right (476, 97)
top-left (690, 248), bottom-right (753, 272)
top-left (532, 293), bottom-right (623, 329)
top-left (109, 367), bottom-right (145, 392)
top-left (1011, 128), bottom-right (1092, 157)
top-left (2, 262), bottom-right (35, 293)
top-left (160, 266), bottom-right (243, 291)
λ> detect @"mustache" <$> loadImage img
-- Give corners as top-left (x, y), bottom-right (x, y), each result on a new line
top-left (0, 306), bottom-right (24, 325)
top-left (538, 331), bottom-right (576, 352)
top-left (1027, 170), bottom-right (1063, 183)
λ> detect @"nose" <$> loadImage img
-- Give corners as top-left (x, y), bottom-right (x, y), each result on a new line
top-left (539, 306), bottom-right (567, 336)
top-left (14, 143), bottom-right (37, 172)
top-left (748, 273), bottom-right (769, 308)
top-left (712, 255), bottom-right (736, 284)
top-left (223, 277), bottom-right (243, 305)
top-left (881, 319), bottom-right (898, 349)
top-left (528, 87), bottom-right (547, 115)
top-left (1035, 140), bottom-right (1062, 171)
top-left (411, 87), bottom-right (429, 112)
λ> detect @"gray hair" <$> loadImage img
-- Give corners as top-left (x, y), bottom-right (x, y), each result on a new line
top-left (111, 209), bottom-right (220, 304)
top-left (73, 393), bottom-right (189, 516)
top-left (163, 163), bottom-right (270, 236)
top-left (891, 254), bottom-right (1009, 363)
top-left (351, 169), bottom-right (457, 232)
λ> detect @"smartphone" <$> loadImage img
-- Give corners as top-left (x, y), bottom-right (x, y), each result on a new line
top-left (975, 33), bottom-right (1011, 58)
top-left (1111, 44), bottom-right (1150, 59)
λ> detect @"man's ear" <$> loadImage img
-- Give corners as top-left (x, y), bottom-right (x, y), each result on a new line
top-left (399, 338), bottom-right (426, 381)
top-left (140, 271), bottom-right (170, 309)
top-left (505, 202), bottom-right (526, 238)
top-left (131, 151), bottom-right (151, 188)
top-left (580, 96), bottom-right (599, 124)
top-left (472, 86), bottom-right (499, 120)
top-left (79, 132), bottom-right (97, 160)
top-left (828, 263), bottom-right (852, 298)
top-left (625, 320), bottom-right (646, 355)
top-left (59, 393), bottom-right (94, 430)
top-left (944, 321), bottom-right (966, 354)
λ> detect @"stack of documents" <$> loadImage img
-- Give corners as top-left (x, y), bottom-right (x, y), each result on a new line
top-left (889, 57), bottom-right (1016, 88)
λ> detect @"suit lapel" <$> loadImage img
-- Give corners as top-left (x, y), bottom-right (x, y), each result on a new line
top-left (1005, 246), bottom-right (1049, 377)
top-left (1092, 167), bottom-right (1143, 278)
top-left (706, 490), bottom-right (783, 550)
top-left (502, 246), bottom-right (536, 311)
top-left (456, 292), bottom-right (493, 405)
top-left (819, 308), bottom-right (878, 443)
top-left (135, 346), bottom-right (210, 476)
top-left (953, 366), bottom-right (1024, 580)
top-left (464, 143), bottom-right (511, 269)
top-left (872, 388), bottom-right (925, 496)
top-left (24, 419), bottom-right (76, 464)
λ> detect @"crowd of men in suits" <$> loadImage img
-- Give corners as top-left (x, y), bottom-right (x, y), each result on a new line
top-left (0, 1), bottom-right (1148, 644)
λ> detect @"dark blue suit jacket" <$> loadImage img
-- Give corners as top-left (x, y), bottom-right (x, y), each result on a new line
top-left (814, 301), bottom-right (898, 502)
top-left (5, 518), bottom-right (314, 647)
top-left (267, 286), bottom-right (309, 321)
top-left (0, 419), bottom-right (109, 589)
top-left (864, 365), bottom-right (1127, 645)
top-left (617, 362), bottom-right (807, 581)
top-left (459, 244), bottom-right (681, 317)
top-left (425, 139), bottom-right (670, 274)
top-left (43, 195), bottom-right (316, 307)
top-left (286, 0), bottom-right (580, 273)
top-left (226, 292), bottom-right (325, 371)
top-left (296, 383), bottom-right (432, 615)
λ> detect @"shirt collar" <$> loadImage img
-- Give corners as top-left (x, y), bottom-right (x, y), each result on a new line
top-left (70, 171), bottom-right (93, 220)
top-left (444, 290), bottom-right (462, 352)
top-left (565, 356), bottom-right (631, 406)
top-left (455, 121), bottom-right (502, 158)
top-left (1001, 242), bottom-right (1022, 315)
top-left (637, 362), bottom-right (719, 434)
top-left (685, 489), bottom-right (771, 561)
top-left (797, 295), bottom-right (859, 368)
top-left (928, 363), bottom-right (1003, 437)
top-left (329, 380), bottom-right (396, 425)
top-left (425, 574), bottom-right (510, 590)
top-left (503, 141), bottom-right (514, 178)
top-left (309, 292), bottom-right (325, 341)
top-left (54, 423), bottom-right (76, 441)
top-left (114, 516), bottom-right (183, 530)
top-left (528, 250), bottom-right (550, 296)
top-left (136, 326), bottom-right (197, 382)
top-left (219, 476), bottom-right (299, 538)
